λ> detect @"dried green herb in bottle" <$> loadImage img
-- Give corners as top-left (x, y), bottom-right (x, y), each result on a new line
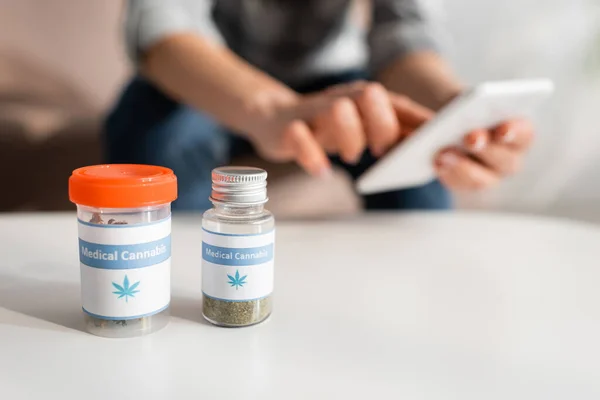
top-left (202, 167), bottom-right (275, 327)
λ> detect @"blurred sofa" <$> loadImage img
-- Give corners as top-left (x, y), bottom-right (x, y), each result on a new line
top-left (0, 1), bottom-right (359, 215)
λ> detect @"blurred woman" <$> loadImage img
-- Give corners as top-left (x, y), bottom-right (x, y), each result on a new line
top-left (106, 0), bottom-right (534, 210)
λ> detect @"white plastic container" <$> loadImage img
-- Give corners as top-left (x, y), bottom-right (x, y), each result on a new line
top-left (69, 164), bottom-right (177, 337)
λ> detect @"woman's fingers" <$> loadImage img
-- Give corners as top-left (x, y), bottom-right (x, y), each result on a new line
top-left (434, 119), bottom-right (534, 191)
top-left (320, 83), bottom-right (433, 154)
top-left (283, 120), bottom-right (331, 177)
top-left (354, 83), bottom-right (400, 157)
top-left (463, 129), bottom-right (523, 176)
top-left (389, 93), bottom-right (435, 129)
top-left (312, 97), bottom-right (366, 164)
top-left (434, 148), bottom-right (501, 191)
top-left (323, 80), bottom-right (368, 97)
top-left (302, 82), bottom-right (436, 164)
top-left (463, 129), bottom-right (490, 153)
top-left (492, 119), bottom-right (535, 150)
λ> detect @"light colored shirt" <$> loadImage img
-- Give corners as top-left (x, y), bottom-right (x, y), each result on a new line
top-left (125, 0), bottom-right (438, 85)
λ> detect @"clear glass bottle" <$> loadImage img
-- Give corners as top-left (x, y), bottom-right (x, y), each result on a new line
top-left (69, 164), bottom-right (177, 338)
top-left (202, 167), bottom-right (275, 327)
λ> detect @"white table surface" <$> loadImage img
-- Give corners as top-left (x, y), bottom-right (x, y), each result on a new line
top-left (0, 212), bottom-right (599, 399)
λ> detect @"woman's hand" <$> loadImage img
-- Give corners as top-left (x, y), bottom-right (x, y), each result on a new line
top-left (248, 81), bottom-right (433, 177)
top-left (313, 81), bottom-right (433, 160)
top-left (434, 119), bottom-right (535, 190)
top-left (377, 51), bottom-right (535, 192)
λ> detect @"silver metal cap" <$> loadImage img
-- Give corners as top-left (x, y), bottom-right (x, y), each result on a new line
top-left (210, 166), bottom-right (268, 205)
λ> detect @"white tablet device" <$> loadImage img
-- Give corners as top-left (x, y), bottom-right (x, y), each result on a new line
top-left (356, 79), bottom-right (555, 195)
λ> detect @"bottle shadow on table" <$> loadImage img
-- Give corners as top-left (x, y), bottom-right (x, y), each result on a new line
top-left (0, 271), bottom-right (86, 334)
top-left (169, 295), bottom-right (212, 327)
top-left (0, 270), bottom-right (212, 332)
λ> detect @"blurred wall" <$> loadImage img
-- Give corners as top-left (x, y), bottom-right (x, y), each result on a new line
top-left (0, 0), bottom-right (128, 110)
top-left (0, 0), bottom-right (128, 210)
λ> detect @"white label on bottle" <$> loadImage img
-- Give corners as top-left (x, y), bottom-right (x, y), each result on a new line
top-left (202, 229), bottom-right (274, 302)
top-left (78, 218), bottom-right (171, 320)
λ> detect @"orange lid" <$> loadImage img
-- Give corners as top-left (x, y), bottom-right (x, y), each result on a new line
top-left (69, 164), bottom-right (177, 208)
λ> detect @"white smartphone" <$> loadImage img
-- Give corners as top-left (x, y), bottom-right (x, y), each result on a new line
top-left (355, 79), bottom-right (555, 195)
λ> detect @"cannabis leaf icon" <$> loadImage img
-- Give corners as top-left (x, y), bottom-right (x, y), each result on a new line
top-left (227, 270), bottom-right (247, 290)
top-left (112, 275), bottom-right (140, 303)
